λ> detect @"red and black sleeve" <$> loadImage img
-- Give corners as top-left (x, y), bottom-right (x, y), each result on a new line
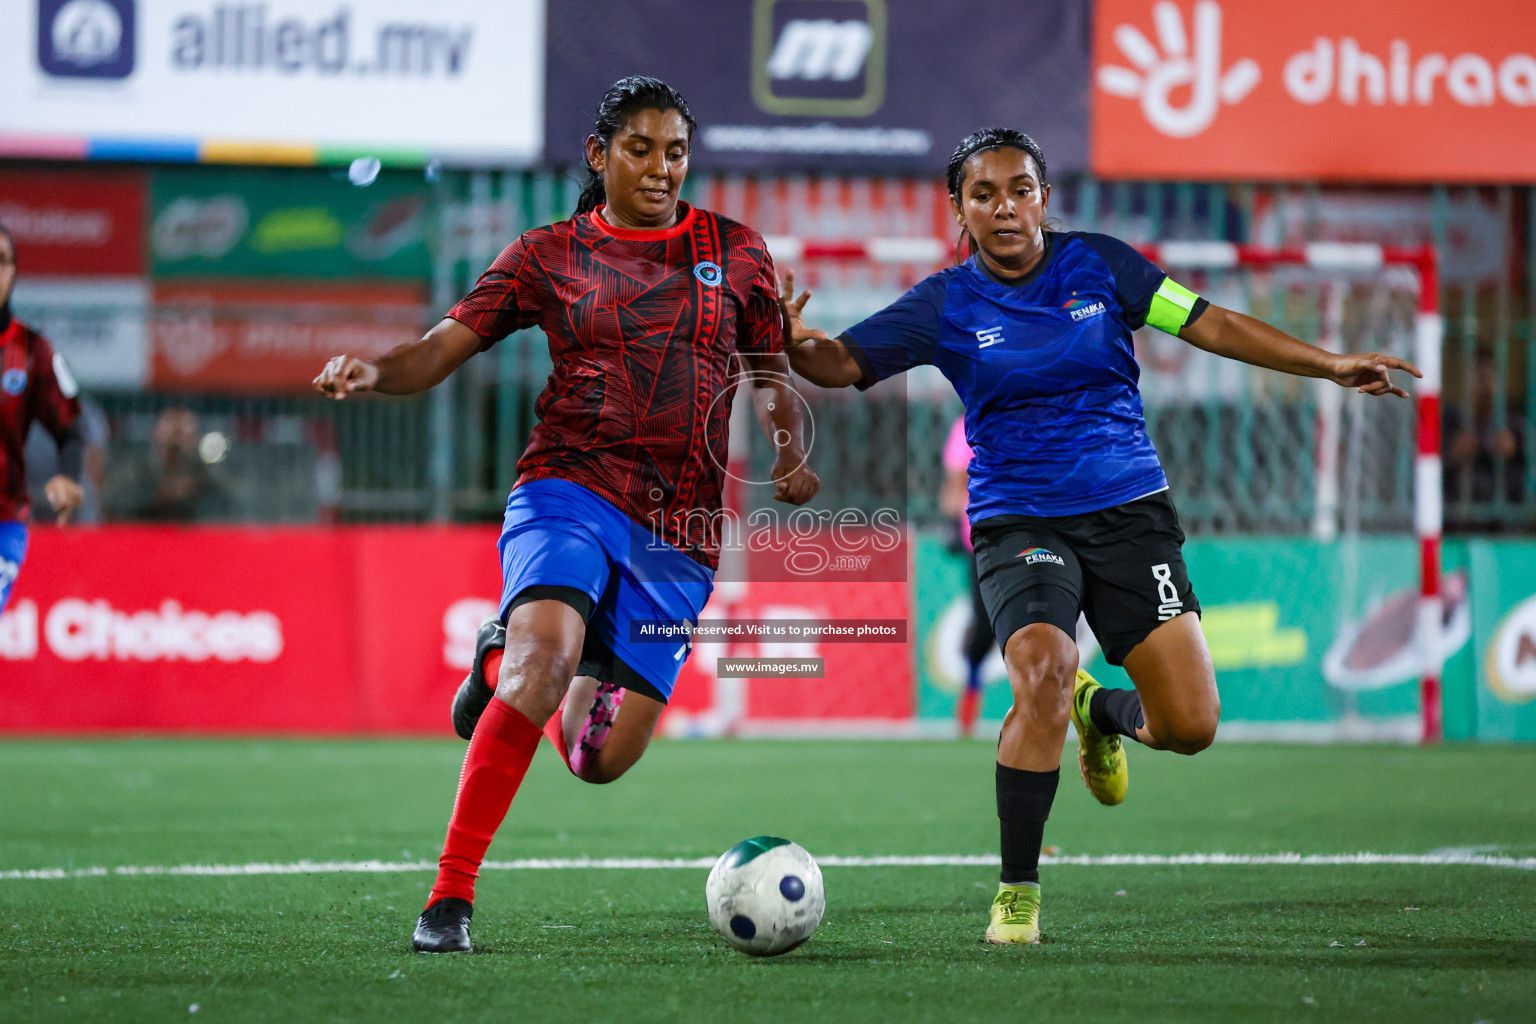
top-left (446, 234), bottom-right (542, 346)
top-left (737, 240), bottom-right (786, 358)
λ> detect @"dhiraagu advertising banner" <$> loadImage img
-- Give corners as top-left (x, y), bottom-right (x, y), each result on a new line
top-left (0, 0), bottom-right (544, 165)
top-left (915, 533), bottom-right (1479, 741)
top-left (149, 167), bottom-right (430, 279)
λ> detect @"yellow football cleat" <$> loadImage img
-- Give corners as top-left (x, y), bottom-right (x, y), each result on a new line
top-left (1070, 669), bottom-right (1128, 806)
top-left (983, 882), bottom-right (1042, 945)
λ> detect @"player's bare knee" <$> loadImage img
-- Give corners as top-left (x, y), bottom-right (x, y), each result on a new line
top-left (1003, 648), bottom-right (1075, 722)
top-left (494, 640), bottom-right (578, 718)
top-left (1153, 710), bottom-right (1218, 755)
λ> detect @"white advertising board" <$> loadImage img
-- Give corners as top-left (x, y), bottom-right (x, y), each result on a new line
top-left (0, 0), bottom-right (545, 164)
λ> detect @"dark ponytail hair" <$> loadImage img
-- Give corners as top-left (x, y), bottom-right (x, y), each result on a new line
top-left (575, 76), bottom-right (699, 217)
top-left (944, 128), bottom-right (1050, 260)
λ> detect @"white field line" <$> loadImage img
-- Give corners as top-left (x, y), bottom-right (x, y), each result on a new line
top-left (2, 851), bottom-right (1533, 882)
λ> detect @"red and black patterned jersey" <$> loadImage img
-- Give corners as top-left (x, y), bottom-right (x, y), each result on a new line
top-left (1, 319), bottom-right (82, 522)
top-left (448, 204), bottom-right (783, 569)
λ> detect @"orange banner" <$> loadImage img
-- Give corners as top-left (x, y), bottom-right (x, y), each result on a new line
top-left (1092, 0), bottom-right (1536, 181)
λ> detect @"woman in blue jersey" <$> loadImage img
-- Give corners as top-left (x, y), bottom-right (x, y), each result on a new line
top-left (780, 128), bottom-right (1419, 945)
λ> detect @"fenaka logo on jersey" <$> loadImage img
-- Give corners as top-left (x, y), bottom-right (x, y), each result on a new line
top-left (1018, 547), bottom-right (1066, 566)
top-left (693, 261), bottom-right (723, 287)
top-left (1, 370), bottom-right (26, 396)
top-left (752, 0), bottom-right (887, 116)
top-left (1063, 296), bottom-right (1108, 322)
top-left (37, 0), bottom-right (137, 80)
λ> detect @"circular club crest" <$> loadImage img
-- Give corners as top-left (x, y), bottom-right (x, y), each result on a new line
top-left (1, 369), bottom-right (27, 396)
top-left (693, 261), bottom-right (723, 287)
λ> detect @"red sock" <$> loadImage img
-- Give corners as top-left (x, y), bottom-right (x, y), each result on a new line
top-left (428, 698), bottom-right (541, 907)
top-left (480, 649), bottom-right (503, 691)
top-left (958, 689), bottom-right (980, 737)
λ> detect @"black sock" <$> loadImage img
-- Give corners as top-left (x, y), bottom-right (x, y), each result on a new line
top-left (1090, 686), bottom-right (1145, 740)
top-left (996, 764), bottom-right (1059, 885)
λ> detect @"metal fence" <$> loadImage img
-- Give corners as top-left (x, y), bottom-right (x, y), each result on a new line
top-left (22, 171), bottom-right (1533, 533)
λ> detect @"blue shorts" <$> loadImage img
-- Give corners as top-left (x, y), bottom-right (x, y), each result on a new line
top-left (498, 478), bottom-right (714, 703)
top-left (0, 521), bottom-right (28, 615)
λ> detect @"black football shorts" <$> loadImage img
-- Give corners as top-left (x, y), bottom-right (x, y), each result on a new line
top-left (969, 490), bottom-right (1200, 666)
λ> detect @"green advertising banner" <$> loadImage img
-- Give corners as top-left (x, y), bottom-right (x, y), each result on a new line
top-left (150, 168), bottom-right (431, 280)
top-left (1469, 540), bottom-right (1536, 741)
top-left (914, 533), bottom-right (1478, 740)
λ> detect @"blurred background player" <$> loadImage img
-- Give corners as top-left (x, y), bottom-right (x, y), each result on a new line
top-left (940, 414), bottom-right (992, 737)
top-left (0, 224), bottom-right (85, 614)
top-left (314, 77), bottom-right (818, 953)
top-left (780, 127), bottom-right (1420, 946)
top-left (25, 391), bottom-right (106, 526)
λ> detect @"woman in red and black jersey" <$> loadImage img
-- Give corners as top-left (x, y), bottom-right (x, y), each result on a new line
top-left (316, 77), bottom-right (817, 953)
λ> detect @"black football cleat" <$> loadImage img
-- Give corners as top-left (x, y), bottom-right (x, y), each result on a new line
top-left (413, 897), bottom-right (473, 952)
top-left (452, 617), bottom-right (506, 740)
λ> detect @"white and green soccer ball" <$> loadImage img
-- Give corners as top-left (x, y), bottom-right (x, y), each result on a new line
top-left (705, 836), bottom-right (825, 956)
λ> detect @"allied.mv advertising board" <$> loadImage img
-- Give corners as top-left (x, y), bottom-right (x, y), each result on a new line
top-left (0, 0), bottom-right (545, 165)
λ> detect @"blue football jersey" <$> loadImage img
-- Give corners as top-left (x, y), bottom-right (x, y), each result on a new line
top-left (841, 231), bottom-right (1204, 520)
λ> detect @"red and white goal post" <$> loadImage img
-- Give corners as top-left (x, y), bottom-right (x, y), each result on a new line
top-left (766, 236), bottom-right (1445, 744)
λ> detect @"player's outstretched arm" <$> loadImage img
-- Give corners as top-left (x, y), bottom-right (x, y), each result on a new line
top-left (314, 318), bottom-right (484, 399)
top-left (778, 270), bottom-right (862, 389)
top-left (1179, 304), bottom-right (1422, 398)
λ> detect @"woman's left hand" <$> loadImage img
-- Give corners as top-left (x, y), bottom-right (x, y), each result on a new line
top-left (1329, 352), bottom-right (1423, 397)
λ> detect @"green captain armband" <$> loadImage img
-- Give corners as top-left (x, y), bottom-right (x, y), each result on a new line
top-left (1146, 277), bottom-right (1202, 334)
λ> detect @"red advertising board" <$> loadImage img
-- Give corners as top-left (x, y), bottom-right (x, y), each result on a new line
top-left (665, 562), bottom-right (914, 732)
top-left (1092, 0), bottom-right (1536, 182)
top-left (0, 527), bottom-right (913, 734)
top-left (0, 169), bottom-right (146, 275)
top-left (0, 526), bottom-right (503, 733)
top-left (149, 281), bottom-right (429, 393)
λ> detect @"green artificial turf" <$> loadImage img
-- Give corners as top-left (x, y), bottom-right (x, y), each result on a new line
top-left (1, 739), bottom-right (1533, 1023)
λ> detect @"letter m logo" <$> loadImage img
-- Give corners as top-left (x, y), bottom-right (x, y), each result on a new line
top-left (767, 20), bottom-right (872, 81)
top-left (752, 0), bottom-right (887, 116)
